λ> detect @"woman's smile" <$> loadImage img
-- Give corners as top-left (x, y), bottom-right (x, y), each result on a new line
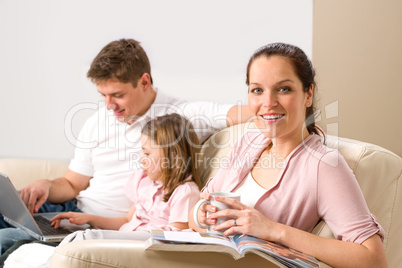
top-left (259, 113), bottom-right (285, 124)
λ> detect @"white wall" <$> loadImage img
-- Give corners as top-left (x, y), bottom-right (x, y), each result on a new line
top-left (0, 0), bottom-right (312, 161)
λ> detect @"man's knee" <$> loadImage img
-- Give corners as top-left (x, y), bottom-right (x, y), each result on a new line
top-left (0, 228), bottom-right (34, 255)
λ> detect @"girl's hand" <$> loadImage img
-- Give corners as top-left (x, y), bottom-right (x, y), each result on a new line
top-left (209, 195), bottom-right (281, 241)
top-left (51, 212), bottom-right (90, 229)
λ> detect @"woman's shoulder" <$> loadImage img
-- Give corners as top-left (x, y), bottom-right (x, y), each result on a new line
top-left (298, 134), bottom-right (340, 161)
top-left (299, 135), bottom-right (352, 176)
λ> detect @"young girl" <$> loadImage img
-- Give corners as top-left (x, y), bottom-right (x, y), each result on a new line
top-left (51, 113), bottom-right (202, 232)
top-left (2, 113), bottom-right (202, 266)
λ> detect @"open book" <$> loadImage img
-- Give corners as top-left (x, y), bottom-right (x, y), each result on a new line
top-left (145, 230), bottom-right (319, 268)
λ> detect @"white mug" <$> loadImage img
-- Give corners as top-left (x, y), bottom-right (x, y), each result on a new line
top-left (193, 192), bottom-right (240, 235)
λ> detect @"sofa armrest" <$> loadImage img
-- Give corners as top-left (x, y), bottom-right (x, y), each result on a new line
top-left (0, 158), bottom-right (69, 190)
top-left (50, 239), bottom-right (331, 268)
top-left (50, 239), bottom-right (285, 268)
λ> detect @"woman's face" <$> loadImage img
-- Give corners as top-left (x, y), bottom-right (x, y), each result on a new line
top-left (248, 55), bottom-right (313, 141)
top-left (140, 134), bottom-right (164, 182)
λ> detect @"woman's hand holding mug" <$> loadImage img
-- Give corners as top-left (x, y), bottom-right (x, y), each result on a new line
top-left (193, 192), bottom-right (241, 235)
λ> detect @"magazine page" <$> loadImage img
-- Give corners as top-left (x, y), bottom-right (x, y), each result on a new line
top-left (233, 235), bottom-right (319, 268)
top-left (150, 230), bottom-right (238, 251)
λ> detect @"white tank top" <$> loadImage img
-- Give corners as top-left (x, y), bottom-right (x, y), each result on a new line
top-left (234, 172), bottom-right (267, 207)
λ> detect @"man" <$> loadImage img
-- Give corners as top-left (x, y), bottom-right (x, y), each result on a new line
top-left (0, 38), bottom-right (250, 253)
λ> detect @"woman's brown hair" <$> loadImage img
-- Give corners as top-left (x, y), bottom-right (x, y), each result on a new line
top-left (142, 113), bottom-right (201, 202)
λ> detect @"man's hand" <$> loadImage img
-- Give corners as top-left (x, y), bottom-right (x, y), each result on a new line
top-left (18, 170), bottom-right (91, 216)
top-left (19, 179), bottom-right (51, 215)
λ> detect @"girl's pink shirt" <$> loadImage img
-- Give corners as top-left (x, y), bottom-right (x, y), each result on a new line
top-left (119, 170), bottom-right (200, 232)
top-left (203, 130), bottom-right (384, 244)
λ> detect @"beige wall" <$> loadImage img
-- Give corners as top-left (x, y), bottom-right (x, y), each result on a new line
top-left (313, 0), bottom-right (402, 157)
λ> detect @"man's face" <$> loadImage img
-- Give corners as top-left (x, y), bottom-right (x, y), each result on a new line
top-left (97, 78), bottom-right (148, 124)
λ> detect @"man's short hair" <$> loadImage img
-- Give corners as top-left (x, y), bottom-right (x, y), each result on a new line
top-left (87, 38), bottom-right (153, 86)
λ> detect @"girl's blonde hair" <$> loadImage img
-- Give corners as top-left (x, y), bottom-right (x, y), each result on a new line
top-left (142, 113), bottom-right (201, 202)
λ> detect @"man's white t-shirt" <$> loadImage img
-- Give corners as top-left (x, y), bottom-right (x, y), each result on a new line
top-left (69, 90), bottom-right (232, 217)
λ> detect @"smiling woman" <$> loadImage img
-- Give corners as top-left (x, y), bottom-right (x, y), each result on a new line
top-left (189, 43), bottom-right (388, 267)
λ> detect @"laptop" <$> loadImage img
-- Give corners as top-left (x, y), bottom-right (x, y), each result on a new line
top-left (0, 172), bottom-right (90, 242)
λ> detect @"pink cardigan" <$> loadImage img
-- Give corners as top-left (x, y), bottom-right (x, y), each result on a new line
top-left (203, 130), bottom-right (384, 244)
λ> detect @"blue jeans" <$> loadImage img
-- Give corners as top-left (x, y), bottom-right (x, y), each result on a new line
top-left (0, 199), bottom-right (82, 256)
top-left (0, 228), bottom-right (33, 256)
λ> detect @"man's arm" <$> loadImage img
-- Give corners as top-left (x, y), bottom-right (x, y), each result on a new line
top-left (48, 169), bottom-right (91, 202)
top-left (226, 105), bottom-right (253, 126)
top-left (19, 169), bottom-right (91, 214)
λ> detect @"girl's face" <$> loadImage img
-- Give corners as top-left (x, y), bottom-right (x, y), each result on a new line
top-left (248, 55), bottom-right (313, 141)
top-left (140, 134), bottom-right (164, 182)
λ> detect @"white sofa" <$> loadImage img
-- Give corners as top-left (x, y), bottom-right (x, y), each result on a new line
top-left (1, 123), bottom-right (401, 267)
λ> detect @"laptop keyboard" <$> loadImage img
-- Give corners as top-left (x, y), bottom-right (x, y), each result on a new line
top-left (34, 215), bottom-right (72, 235)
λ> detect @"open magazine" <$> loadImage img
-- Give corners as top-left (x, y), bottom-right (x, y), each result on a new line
top-left (145, 230), bottom-right (319, 268)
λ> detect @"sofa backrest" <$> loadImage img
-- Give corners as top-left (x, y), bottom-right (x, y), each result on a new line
top-left (199, 123), bottom-right (253, 184)
top-left (198, 123), bottom-right (402, 267)
top-left (0, 158), bottom-right (69, 190)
